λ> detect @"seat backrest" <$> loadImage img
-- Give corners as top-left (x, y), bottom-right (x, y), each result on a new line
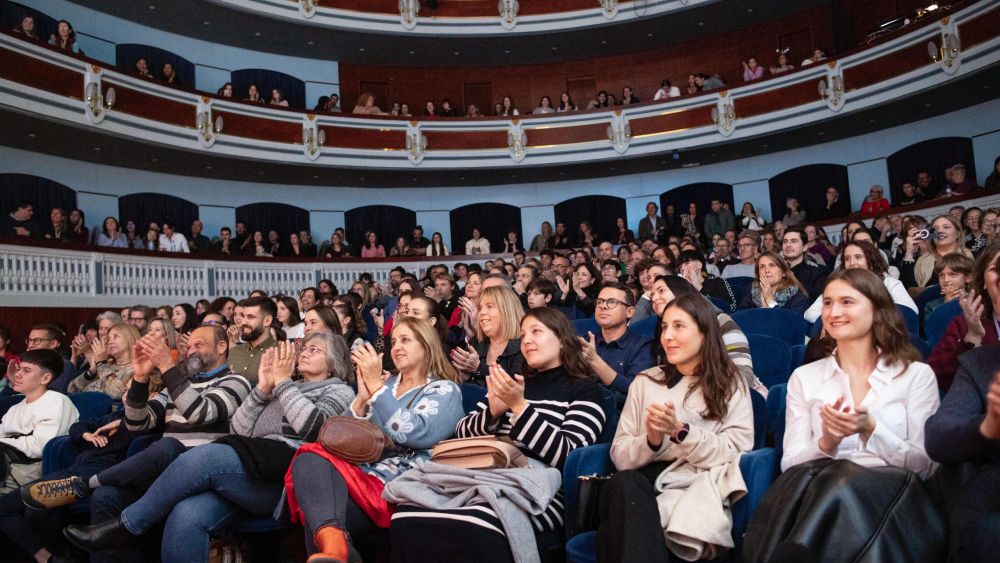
top-left (789, 344), bottom-right (807, 372)
top-left (628, 316), bottom-right (657, 339)
top-left (68, 392), bottom-right (114, 420)
top-left (896, 305), bottom-right (919, 335)
top-left (732, 308), bottom-right (808, 346)
top-left (751, 389), bottom-right (768, 450)
top-left (727, 276), bottom-right (754, 289)
top-left (766, 383), bottom-right (788, 459)
top-left (925, 299), bottom-right (961, 349)
top-left (909, 334), bottom-right (932, 360)
top-left (460, 383), bottom-right (487, 414)
top-left (572, 318), bottom-right (600, 337)
top-left (0, 394), bottom-right (25, 421)
top-left (41, 435), bottom-right (83, 474)
top-left (597, 387), bottom-right (620, 444)
top-left (915, 284), bottom-right (942, 336)
top-left (708, 296), bottom-right (732, 312)
top-left (552, 305), bottom-right (578, 320)
top-left (747, 334), bottom-right (792, 388)
top-left (561, 443), bottom-right (614, 540)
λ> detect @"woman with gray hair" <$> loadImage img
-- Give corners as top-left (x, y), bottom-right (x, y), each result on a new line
top-left (61, 333), bottom-right (355, 561)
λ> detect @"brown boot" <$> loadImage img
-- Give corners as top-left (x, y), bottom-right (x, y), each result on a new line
top-left (306, 526), bottom-right (350, 563)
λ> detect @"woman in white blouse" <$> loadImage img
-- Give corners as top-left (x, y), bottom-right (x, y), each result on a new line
top-left (783, 268), bottom-right (939, 479)
top-left (803, 240), bottom-right (916, 323)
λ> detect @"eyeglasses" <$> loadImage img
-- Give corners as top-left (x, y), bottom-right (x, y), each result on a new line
top-left (738, 243), bottom-right (756, 249)
top-left (26, 337), bottom-right (56, 346)
top-left (299, 345), bottom-right (324, 357)
top-left (595, 298), bottom-right (627, 309)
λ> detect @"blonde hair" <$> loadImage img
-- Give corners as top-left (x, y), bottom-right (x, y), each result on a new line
top-left (392, 316), bottom-right (460, 383)
top-left (475, 286), bottom-right (524, 343)
top-left (928, 214), bottom-right (966, 260)
top-left (148, 318), bottom-right (177, 350)
top-left (108, 323), bottom-right (141, 361)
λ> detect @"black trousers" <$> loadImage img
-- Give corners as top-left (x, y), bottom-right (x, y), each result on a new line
top-left (596, 463), bottom-right (677, 563)
top-left (945, 464), bottom-right (1000, 563)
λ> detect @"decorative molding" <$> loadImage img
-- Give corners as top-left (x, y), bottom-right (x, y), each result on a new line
top-left (302, 114), bottom-right (326, 160)
top-left (818, 61), bottom-right (845, 111)
top-left (928, 16), bottom-right (962, 75)
top-left (499, 0), bottom-right (520, 30)
top-left (507, 119), bottom-right (527, 162)
top-left (195, 98), bottom-right (222, 148)
top-left (405, 120), bottom-right (427, 164)
top-left (607, 110), bottom-right (631, 153)
top-left (398, 0), bottom-right (419, 30)
top-left (710, 91), bottom-right (735, 137)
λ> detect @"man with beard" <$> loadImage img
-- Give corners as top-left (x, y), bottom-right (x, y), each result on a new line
top-left (226, 296), bottom-right (277, 386)
top-left (26, 326), bottom-right (250, 559)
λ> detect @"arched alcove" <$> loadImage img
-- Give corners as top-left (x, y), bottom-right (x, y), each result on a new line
top-left (231, 69), bottom-right (306, 108)
top-left (345, 205), bottom-right (416, 252)
top-left (768, 164), bottom-right (850, 222)
top-left (449, 203), bottom-right (522, 254)
top-left (0, 173), bottom-right (77, 220)
top-left (235, 202), bottom-right (309, 241)
top-left (116, 44), bottom-right (196, 88)
top-left (554, 195), bottom-right (626, 246)
top-left (659, 182), bottom-right (735, 224)
top-left (119, 193), bottom-right (199, 236)
top-left (887, 137), bottom-right (976, 200)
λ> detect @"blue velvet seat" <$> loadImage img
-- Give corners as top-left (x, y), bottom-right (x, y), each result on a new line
top-left (731, 308), bottom-right (809, 346)
top-left (746, 334), bottom-right (792, 388)
top-left (925, 299), bottom-right (961, 349)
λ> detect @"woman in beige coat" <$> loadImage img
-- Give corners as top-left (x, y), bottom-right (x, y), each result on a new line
top-left (598, 293), bottom-right (753, 562)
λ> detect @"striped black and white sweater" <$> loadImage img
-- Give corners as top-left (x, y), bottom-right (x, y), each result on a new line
top-left (394, 366), bottom-right (606, 533)
top-left (228, 377), bottom-right (355, 449)
top-left (124, 364), bottom-right (251, 447)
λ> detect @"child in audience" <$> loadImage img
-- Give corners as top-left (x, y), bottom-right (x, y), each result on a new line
top-left (924, 253), bottom-right (975, 317)
top-left (526, 278), bottom-right (554, 308)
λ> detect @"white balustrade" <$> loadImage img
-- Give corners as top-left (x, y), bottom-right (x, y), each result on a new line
top-left (0, 246), bottom-right (93, 297)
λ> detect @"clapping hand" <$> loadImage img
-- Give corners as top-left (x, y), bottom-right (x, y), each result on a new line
top-left (351, 342), bottom-right (384, 397)
top-left (131, 342), bottom-right (154, 384)
top-left (138, 333), bottom-right (176, 374)
top-left (819, 396), bottom-right (876, 453)
top-left (960, 290), bottom-right (986, 346)
top-left (450, 344), bottom-right (481, 374)
top-left (758, 273), bottom-right (773, 305)
top-left (226, 324), bottom-right (240, 345)
top-left (555, 276), bottom-right (571, 298)
top-left (272, 341), bottom-right (296, 386)
top-left (90, 338), bottom-right (109, 364)
top-left (485, 364), bottom-right (526, 418)
top-left (371, 308), bottom-right (385, 333)
top-left (645, 401), bottom-right (681, 448)
top-left (258, 347), bottom-right (276, 394)
top-left (578, 332), bottom-right (598, 364)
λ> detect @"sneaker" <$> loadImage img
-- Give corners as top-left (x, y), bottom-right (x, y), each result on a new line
top-left (21, 476), bottom-right (89, 510)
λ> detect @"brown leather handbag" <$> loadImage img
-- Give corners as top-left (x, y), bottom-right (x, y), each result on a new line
top-left (317, 416), bottom-right (396, 464)
top-left (431, 436), bottom-right (528, 470)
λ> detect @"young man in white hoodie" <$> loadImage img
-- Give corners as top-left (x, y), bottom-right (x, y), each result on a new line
top-left (0, 349), bottom-right (78, 493)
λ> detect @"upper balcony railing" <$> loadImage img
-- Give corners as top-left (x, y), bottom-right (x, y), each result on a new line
top-left (213, 0), bottom-right (720, 35)
top-left (0, 0), bottom-right (998, 171)
top-left (3, 189), bottom-right (999, 308)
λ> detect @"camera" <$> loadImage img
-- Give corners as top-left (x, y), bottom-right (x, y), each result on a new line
top-left (917, 228), bottom-right (938, 240)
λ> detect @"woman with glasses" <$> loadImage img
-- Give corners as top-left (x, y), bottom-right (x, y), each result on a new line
top-left (962, 207), bottom-right (988, 256)
top-left (860, 185), bottom-right (891, 216)
top-left (981, 209), bottom-right (999, 244)
top-left (62, 335), bottom-right (355, 561)
top-left (68, 323), bottom-right (140, 400)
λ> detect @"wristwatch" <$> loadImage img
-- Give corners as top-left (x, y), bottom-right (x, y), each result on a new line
top-left (670, 423), bottom-right (690, 444)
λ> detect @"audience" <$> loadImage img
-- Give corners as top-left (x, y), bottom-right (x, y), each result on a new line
top-left (599, 292), bottom-right (752, 562)
top-left (737, 252), bottom-right (810, 313)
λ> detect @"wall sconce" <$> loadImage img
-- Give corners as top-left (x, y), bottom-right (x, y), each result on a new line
top-left (928, 32), bottom-right (960, 71)
top-left (399, 0), bottom-right (420, 29)
top-left (599, 0), bottom-right (619, 19)
top-left (507, 120), bottom-right (527, 162)
top-left (710, 101), bottom-right (735, 136)
top-left (85, 82), bottom-right (115, 122)
top-left (196, 110), bottom-right (223, 147)
top-left (299, 0), bottom-right (318, 18)
top-left (817, 75), bottom-right (843, 104)
top-left (406, 122), bottom-right (427, 165)
top-left (499, 0), bottom-right (519, 30)
top-left (607, 111), bottom-right (631, 154)
top-left (303, 127), bottom-right (326, 160)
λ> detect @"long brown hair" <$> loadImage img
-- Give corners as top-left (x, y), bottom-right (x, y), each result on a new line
top-left (519, 308), bottom-right (591, 380)
top-left (646, 293), bottom-right (742, 421)
top-left (391, 316), bottom-right (459, 382)
top-left (824, 269), bottom-right (921, 370)
top-left (839, 240), bottom-right (888, 278)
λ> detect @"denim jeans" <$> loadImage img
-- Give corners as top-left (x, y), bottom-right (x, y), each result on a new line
top-left (291, 452), bottom-right (378, 554)
top-left (120, 443), bottom-right (283, 537)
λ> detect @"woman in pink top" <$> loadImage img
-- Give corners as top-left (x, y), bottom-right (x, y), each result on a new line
top-left (360, 231), bottom-right (386, 258)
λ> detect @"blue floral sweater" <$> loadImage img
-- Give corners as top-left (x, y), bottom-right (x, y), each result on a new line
top-left (350, 375), bottom-right (464, 483)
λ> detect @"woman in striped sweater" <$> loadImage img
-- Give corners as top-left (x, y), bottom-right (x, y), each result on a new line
top-left (61, 332), bottom-right (355, 562)
top-left (389, 307), bottom-right (607, 562)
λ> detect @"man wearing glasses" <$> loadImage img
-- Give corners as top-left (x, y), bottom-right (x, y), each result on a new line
top-left (18, 325), bottom-right (77, 394)
top-left (722, 231), bottom-right (760, 279)
top-left (579, 283), bottom-right (654, 405)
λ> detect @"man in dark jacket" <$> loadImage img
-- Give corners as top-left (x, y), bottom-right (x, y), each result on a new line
top-left (782, 227), bottom-right (828, 300)
top-left (925, 345), bottom-right (1000, 563)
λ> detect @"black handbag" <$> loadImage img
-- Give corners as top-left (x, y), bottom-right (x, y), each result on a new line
top-left (574, 473), bottom-right (611, 534)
